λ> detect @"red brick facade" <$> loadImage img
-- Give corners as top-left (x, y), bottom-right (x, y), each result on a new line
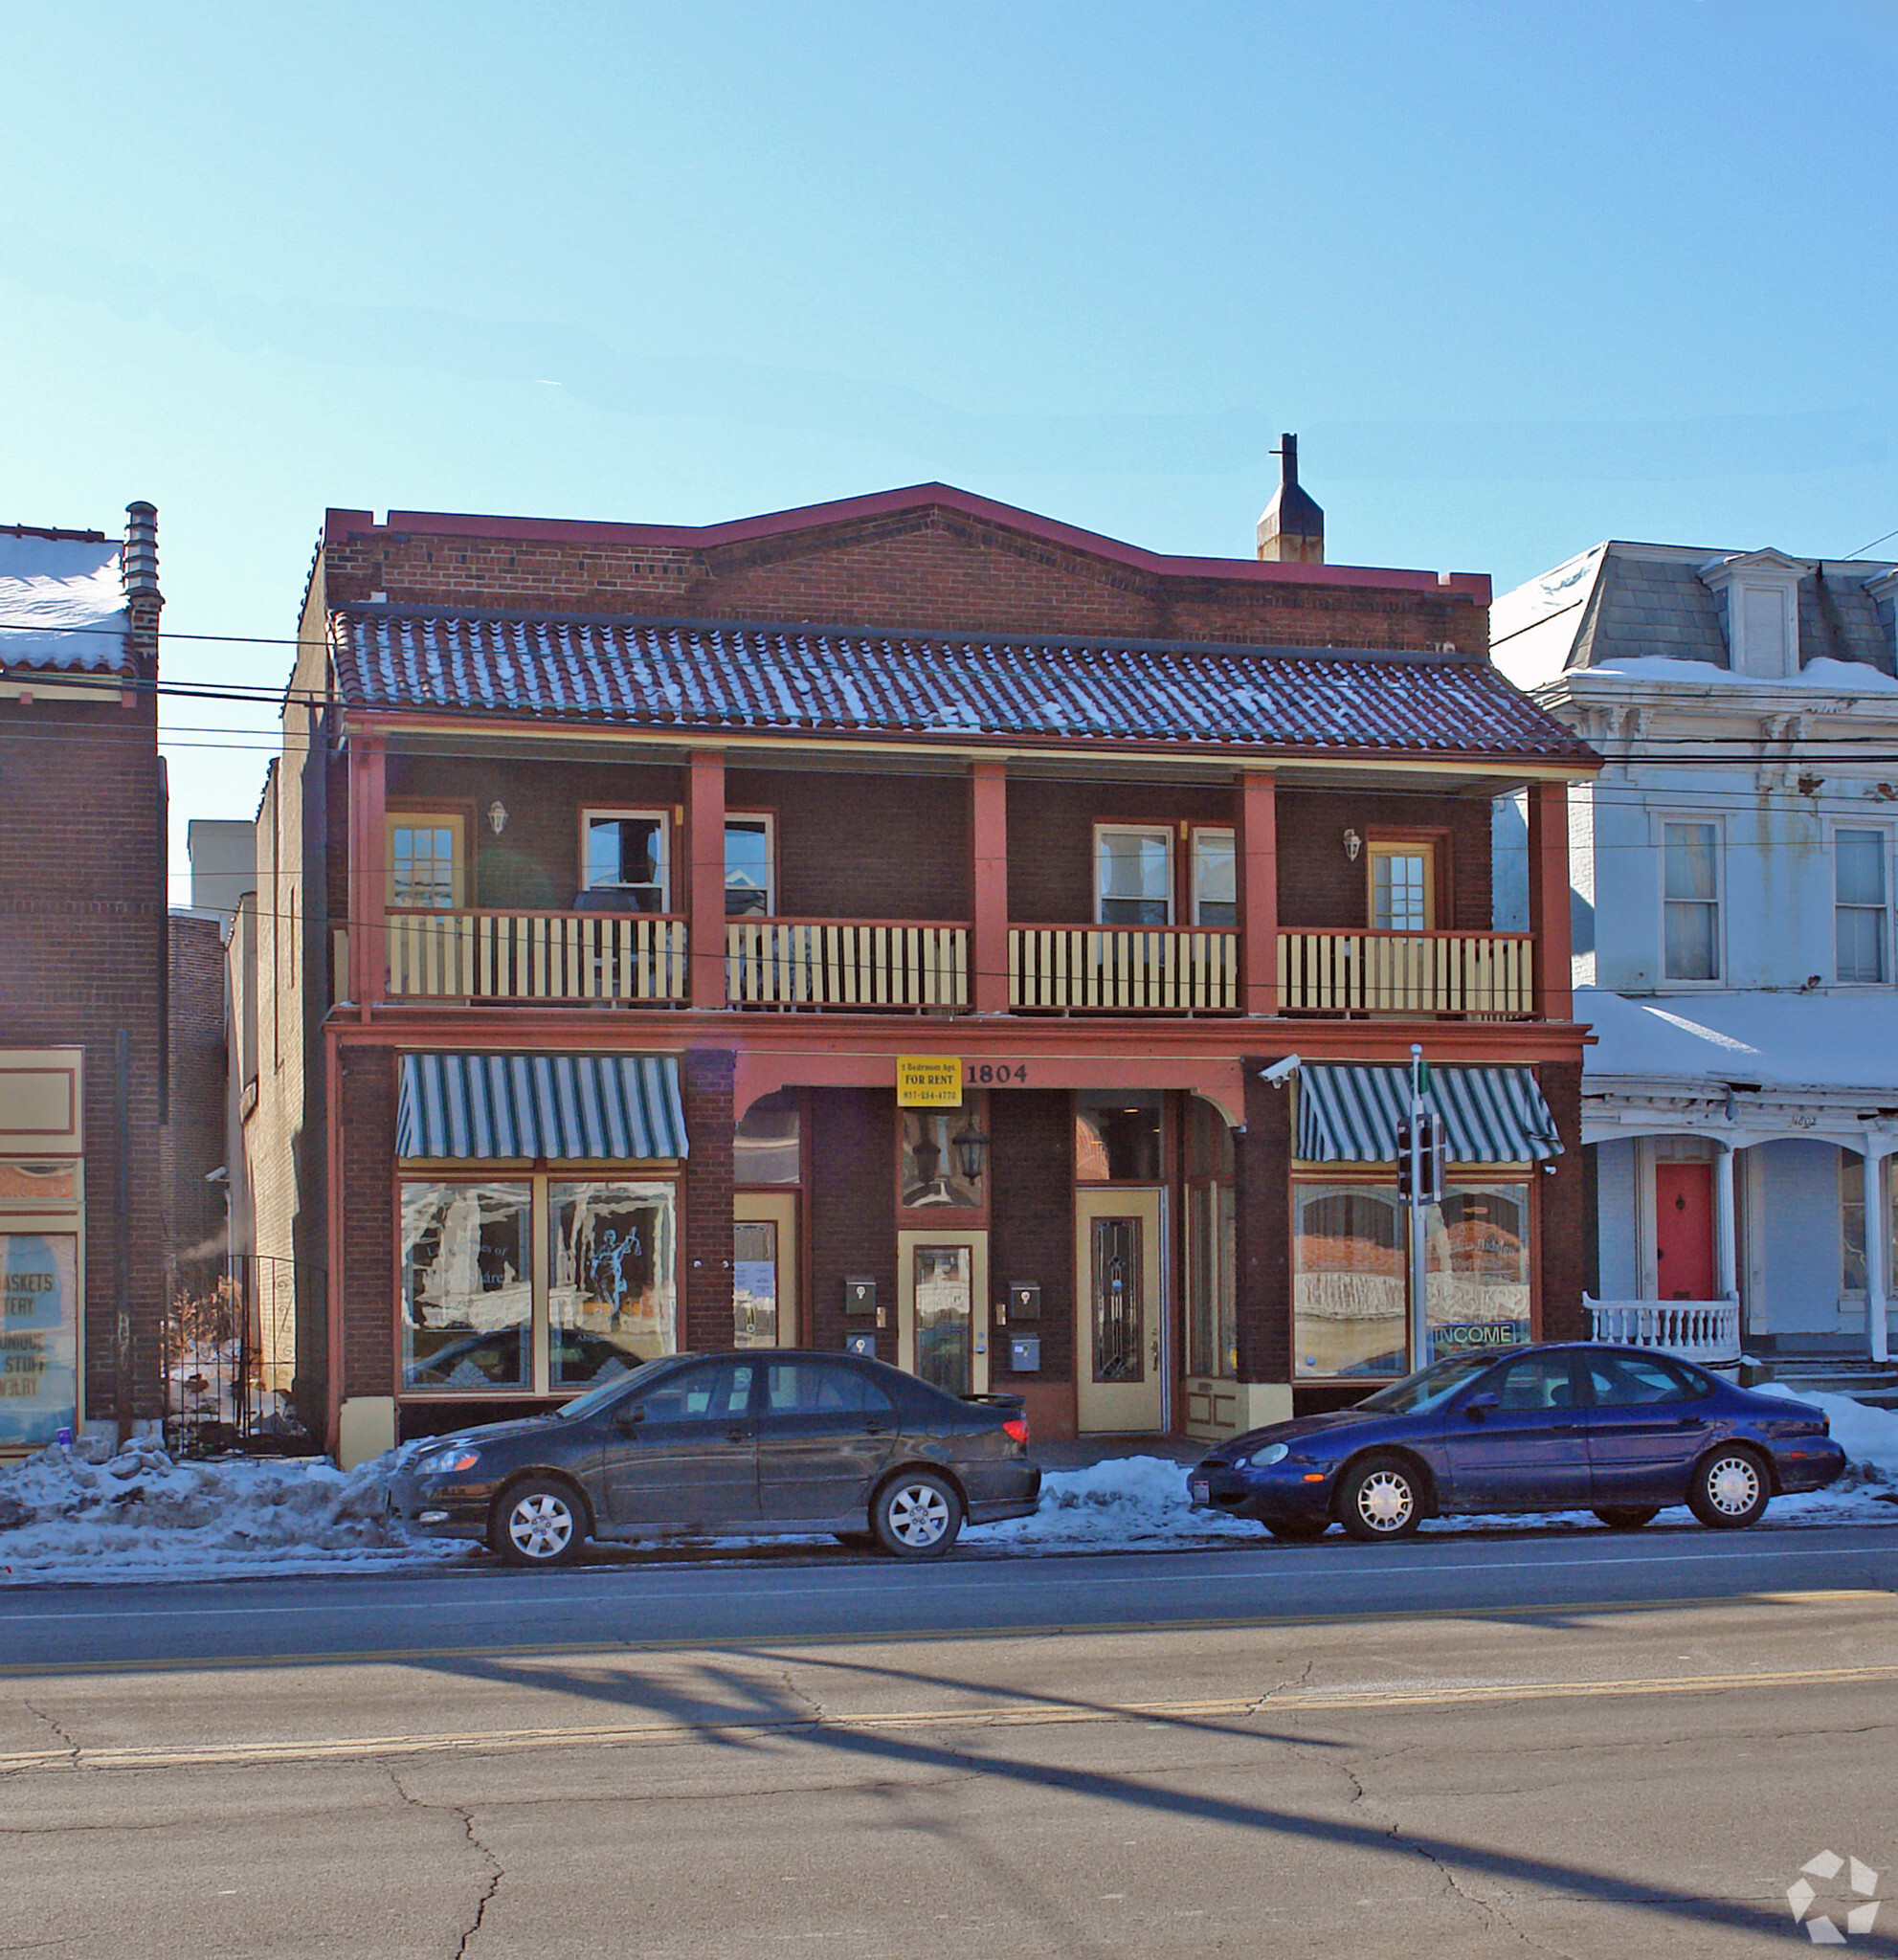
top-left (164, 911), bottom-right (228, 1258)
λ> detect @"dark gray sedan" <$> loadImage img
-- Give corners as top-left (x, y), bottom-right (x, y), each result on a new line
top-left (395, 1349), bottom-right (1041, 1566)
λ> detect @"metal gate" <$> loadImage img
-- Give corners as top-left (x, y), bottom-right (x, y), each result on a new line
top-left (162, 1254), bottom-right (322, 1455)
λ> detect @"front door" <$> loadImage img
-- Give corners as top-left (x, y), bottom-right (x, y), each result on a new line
top-left (1655, 1162), bottom-right (1714, 1301)
top-left (1075, 1190), bottom-right (1166, 1434)
top-left (898, 1231), bottom-right (990, 1397)
top-left (601, 1357), bottom-right (762, 1530)
top-left (734, 1193), bottom-right (797, 1347)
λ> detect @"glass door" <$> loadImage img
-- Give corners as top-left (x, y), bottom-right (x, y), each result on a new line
top-left (897, 1230), bottom-right (990, 1395)
top-left (733, 1192), bottom-right (797, 1347)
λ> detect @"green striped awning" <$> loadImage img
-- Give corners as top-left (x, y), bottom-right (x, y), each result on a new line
top-left (1293, 1063), bottom-right (1561, 1166)
top-left (396, 1054), bottom-right (688, 1162)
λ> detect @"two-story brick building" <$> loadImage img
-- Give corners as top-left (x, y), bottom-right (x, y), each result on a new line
top-left (246, 479), bottom-right (1597, 1464)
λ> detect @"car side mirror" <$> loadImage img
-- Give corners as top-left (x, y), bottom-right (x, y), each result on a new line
top-left (614, 1406), bottom-right (646, 1436)
top-left (1463, 1392), bottom-right (1500, 1422)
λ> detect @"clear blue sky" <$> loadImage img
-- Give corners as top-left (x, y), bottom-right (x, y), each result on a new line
top-left (5, 0), bottom-right (1895, 892)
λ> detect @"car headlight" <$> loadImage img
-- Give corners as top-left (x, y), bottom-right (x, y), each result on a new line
top-left (419, 1447), bottom-right (481, 1477)
top-left (1231, 1442), bottom-right (1290, 1471)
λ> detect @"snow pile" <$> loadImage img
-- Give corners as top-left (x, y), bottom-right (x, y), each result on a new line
top-left (982, 1455), bottom-right (1258, 1549)
top-left (0, 1437), bottom-right (448, 1582)
top-left (1758, 1383), bottom-right (1898, 1480)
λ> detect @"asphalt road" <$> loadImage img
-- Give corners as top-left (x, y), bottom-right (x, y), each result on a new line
top-left (4, 1526), bottom-right (1896, 1958)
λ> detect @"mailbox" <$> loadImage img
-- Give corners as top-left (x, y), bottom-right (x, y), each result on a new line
top-left (843, 1277), bottom-right (877, 1317)
top-left (844, 1331), bottom-right (878, 1359)
top-left (1008, 1283), bottom-right (1041, 1322)
top-left (1008, 1333), bottom-right (1041, 1372)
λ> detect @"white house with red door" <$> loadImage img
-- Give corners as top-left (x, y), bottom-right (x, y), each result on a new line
top-left (1492, 538), bottom-right (1898, 1375)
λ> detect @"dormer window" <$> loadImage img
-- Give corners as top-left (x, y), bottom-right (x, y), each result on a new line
top-left (1699, 549), bottom-right (1806, 679)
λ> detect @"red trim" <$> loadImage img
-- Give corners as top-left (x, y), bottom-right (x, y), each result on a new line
top-left (326, 486), bottom-right (1491, 600)
top-left (1237, 776), bottom-right (1279, 1016)
top-left (1528, 783), bottom-right (1574, 1023)
top-left (970, 764), bottom-right (1009, 1016)
top-left (687, 752), bottom-right (726, 1010)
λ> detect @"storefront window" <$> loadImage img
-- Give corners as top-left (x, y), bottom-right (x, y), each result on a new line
top-left (1424, 1184), bottom-right (1532, 1355)
top-left (735, 1091), bottom-right (800, 1185)
top-left (1, 1232), bottom-right (78, 1447)
top-left (1075, 1092), bottom-right (1164, 1182)
top-left (900, 1097), bottom-right (985, 1210)
top-left (1293, 1184), bottom-right (1406, 1378)
top-left (402, 1182), bottom-right (532, 1390)
top-left (549, 1182), bottom-right (677, 1384)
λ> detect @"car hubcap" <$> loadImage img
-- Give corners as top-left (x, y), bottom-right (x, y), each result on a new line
top-left (889, 1484), bottom-right (949, 1547)
top-left (1707, 1457), bottom-right (1760, 1517)
top-left (509, 1494), bottom-right (573, 1558)
top-left (1357, 1471), bottom-right (1414, 1530)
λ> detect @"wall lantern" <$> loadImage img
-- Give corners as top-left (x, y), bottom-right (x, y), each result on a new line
top-left (487, 799), bottom-right (508, 836)
top-left (1342, 827), bottom-right (1362, 861)
top-left (952, 1121), bottom-right (990, 1183)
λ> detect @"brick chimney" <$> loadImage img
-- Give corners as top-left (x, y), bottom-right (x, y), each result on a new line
top-left (1256, 434), bottom-right (1324, 565)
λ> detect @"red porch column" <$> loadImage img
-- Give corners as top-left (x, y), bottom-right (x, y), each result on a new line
top-left (348, 729), bottom-right (386, 1006)
top-left (1236, 769), bottom-right (1279, 1016)
top-left (688, 749), bottom-right (727, 1010)
top-left (971, 761), bottom-right (1009, 1014)
top-left (1527, 779), bottom-right (1574, 1022)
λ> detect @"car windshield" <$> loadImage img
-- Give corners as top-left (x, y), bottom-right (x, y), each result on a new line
top-left (1354, 1351), bottom-right (1501, 1416)
top-left (554, 1354), bottom-right (680, 1422)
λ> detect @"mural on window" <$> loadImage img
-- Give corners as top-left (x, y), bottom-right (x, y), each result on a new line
top-left (0, 1232), bottom-right (78, 1448)
top-left (549, 1182), bottom-right (678, 1384)
top-left (1293, 1185), bottom-right (1407, 1377)
top-left (401, 1182), bottom-right (532, 1390)
top-left (1423, 1185), bottom-right (1531, 1354)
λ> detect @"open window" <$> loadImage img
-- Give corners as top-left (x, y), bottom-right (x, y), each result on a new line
top-left (725, 814), bottom-right (774, 917)
top-left (582, 810), bottom-right (670, 912)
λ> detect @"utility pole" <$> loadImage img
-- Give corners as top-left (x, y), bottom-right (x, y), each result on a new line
top-left (1398, 1043), bottom-right (1443, 1375)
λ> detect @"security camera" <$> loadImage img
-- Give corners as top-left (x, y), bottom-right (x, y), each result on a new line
top-left (1258, 1055), bottom-right (1302, 1086)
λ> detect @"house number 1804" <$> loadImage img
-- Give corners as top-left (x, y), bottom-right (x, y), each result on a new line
top-left (964, 1063), bottom-right (1029, 1085)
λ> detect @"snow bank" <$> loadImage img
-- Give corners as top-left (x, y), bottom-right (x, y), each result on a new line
top-left (1757, 1382), bottom-right (1898, 1476)
top-left (981, 1455), bottom-right (1259, 1549)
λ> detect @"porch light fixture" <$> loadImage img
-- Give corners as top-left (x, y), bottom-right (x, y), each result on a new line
top-left (951, 1121), bottom-right (990, 1183)
top-left (487, 799), bottom-right (508, 835)
top-left (1343, 828), bottom-right (1362, 861)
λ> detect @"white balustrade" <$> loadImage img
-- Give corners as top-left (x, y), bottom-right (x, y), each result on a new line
top-left (1584, 1297), bottom-right (1742, 1366)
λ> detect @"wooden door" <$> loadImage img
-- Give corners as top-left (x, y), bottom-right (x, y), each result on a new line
top-left (1654, 1163), bottom-right (1714, 1302)
top-left (1075, 1190), bottom-right (1165, 1433)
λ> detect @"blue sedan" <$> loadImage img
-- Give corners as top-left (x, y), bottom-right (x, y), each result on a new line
top-left (1190, 1342), bottom-right (1846, 1542)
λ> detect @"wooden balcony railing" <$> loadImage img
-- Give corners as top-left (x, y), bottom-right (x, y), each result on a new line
top-left (1277, 929), bottom-right (1533, 1017)
top-left (726, 919), bottom-right (968, 1009)
top-left (384, 909), bottom-right (688, 1002)
top-left (1009, 926), bottom-right (1240, 1012)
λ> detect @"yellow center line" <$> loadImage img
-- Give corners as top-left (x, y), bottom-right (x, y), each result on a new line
top-left (7, 1659), bottom-right (1896, 1775)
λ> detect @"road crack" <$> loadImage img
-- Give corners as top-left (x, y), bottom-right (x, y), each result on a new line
top-left (20, 1703), bottom-right (79, 1770)
top-left (385, 1765), bottom-right (502, 1958)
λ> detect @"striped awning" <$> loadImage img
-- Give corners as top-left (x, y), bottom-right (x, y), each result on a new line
top-left (1293, 1064), bottom-right (1562, 1166)
top-left (396, 1053), bottom-right (688, 1162)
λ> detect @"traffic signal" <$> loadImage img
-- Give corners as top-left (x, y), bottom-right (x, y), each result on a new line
top-left (1396, 1112), bottom-right (1446, 1204)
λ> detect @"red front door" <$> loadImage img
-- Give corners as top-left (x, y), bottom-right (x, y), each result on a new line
top-left (1654, 1163), bottom-right (1714, 1302)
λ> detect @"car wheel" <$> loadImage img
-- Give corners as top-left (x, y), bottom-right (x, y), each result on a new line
top-left (872, 1470), bottom-right (963, 1558)
top-left (1262, 1519), bottom-right (1329, 1543)
top-left (1337, 1455), bottom-right (1423, 1542)
top-left (492, 1479), bottom-right (587, 1568)
top-left (1593, 1505), bottom-right (1661, 1530)
top-left (1687, 1447), bottom-right (1770, 1529)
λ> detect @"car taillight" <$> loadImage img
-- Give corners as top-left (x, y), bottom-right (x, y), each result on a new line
top-left (1003, 1415), bottom-right (1029, 1446)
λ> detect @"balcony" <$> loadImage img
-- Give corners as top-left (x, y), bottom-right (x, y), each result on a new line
top-left (384, 909), bottom-right (688, 1002)
top-left (373, 910), bottom-right (1536, 1019)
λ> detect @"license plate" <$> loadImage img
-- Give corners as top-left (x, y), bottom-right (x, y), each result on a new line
top-left (1189, 1479), bottom-right (1210, 1504)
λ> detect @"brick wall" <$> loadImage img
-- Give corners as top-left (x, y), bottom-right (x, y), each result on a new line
top-left (336, 1043), bottom-right (395, 1401)
top-left (681, 1049), bottom-right (735, 1349)
top-left (1536, 1059), bottom-right (1585, 1341)
top-left (1277, 788), bottom-right (1494, 931)
top-left (323, 501), bottom-right (1488, 657)
top-left (986, 1090), bottom-right (1078, 1437)
top-left (807, 1089), bottom-right (896, 1359)
top-left (0, 695), bottom-right (167, 1425)
top-left (164, 913), bottom-right (228, 1257)
top-left (1236, 1058), bottom-right (1294, 1385)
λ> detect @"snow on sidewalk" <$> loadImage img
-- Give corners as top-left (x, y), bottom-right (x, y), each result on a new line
top-left (2, 1391), bottom-right (1895, 1587)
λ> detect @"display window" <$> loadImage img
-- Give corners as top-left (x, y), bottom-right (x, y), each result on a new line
top-left (549, 1181), bottom-right (678, 1384)
top-left (0, 1232), bottom-right (78, 1447)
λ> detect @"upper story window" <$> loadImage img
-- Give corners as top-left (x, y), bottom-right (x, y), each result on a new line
top-left (1835, 829), bottom-right (1889, 985)
top-left (389, 813), bottom-right (463, 909)
top-left (1663, 820), bottom-right (1720, 981)
top-left (1191, 828), bottom-right (1237, 927)
top-left (725, 815), bottom-right (774, 917)
top-left (1096, 826), bottom-right (1172, 926)
top-left (583, 811), bottom-right (669, 912)
top-left (1369, 842), bottom-right (1433, 932)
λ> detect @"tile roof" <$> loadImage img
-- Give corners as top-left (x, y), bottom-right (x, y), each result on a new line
top-left (328, 610), bottom-right (1597, 766)
top-left (0, 529), bottom-right (132, 675)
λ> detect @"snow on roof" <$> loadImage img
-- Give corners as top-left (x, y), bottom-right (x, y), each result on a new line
top-left (329, 610), bottom-right (1598, 765)
top-left (1580, 985), bottom-right (1898, 1096)
top-left (0, 530), bottom-right (130, 674)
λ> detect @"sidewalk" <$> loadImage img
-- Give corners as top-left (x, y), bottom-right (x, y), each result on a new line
top-left (1031, 1435), bottom-right (1205, 1471)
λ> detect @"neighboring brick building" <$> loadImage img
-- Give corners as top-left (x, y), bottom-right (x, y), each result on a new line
top-left (0, 509), bottom-right (167, 1452)
top-left (248, 474), bottom-right (1598, 1466)
top-left (164, 910), bottom-right (228, 1259)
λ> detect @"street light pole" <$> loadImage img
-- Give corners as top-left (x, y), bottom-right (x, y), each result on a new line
top-left (1407, 1043), bottom-right (1429, 1373)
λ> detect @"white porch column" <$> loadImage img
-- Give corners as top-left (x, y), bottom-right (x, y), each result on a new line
top-left (1864, 1137), bottom-right (1891, 1366)
top-left (1713, 1140), bottom-right (1739, 1304)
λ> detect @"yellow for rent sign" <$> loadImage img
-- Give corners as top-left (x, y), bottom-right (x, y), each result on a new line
top-left (896, 1057), bottom-right (963, 1107)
